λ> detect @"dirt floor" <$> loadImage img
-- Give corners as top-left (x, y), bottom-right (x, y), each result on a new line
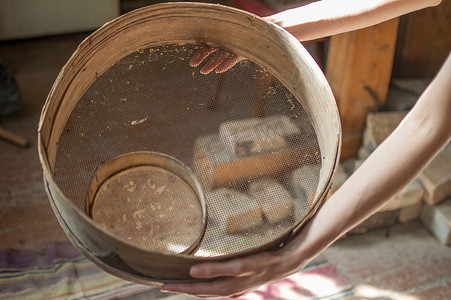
top-left (1, 33), bottom-right (450, 300)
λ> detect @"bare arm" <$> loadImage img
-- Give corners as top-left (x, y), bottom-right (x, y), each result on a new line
top-left (281, 51), bottom-right (451, 264)
top-left (193, 0), bottom-right (441, 74)
top-left (162, 53), bottom-right (451, 298)
top-left (266, 0), bottom-right (442, 41)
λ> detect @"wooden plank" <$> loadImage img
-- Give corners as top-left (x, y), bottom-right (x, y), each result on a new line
top-left (393, 1), bottom-right (451, 78)
top-left (326, 18), bottom-right (399, 159)
top-left (193, 115), bottom-right (320, 190)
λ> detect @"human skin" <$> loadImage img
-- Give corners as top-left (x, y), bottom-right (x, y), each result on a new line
top-left (191, 0), bottom-right (442, 74)
top-left (162, 52), bottom-right (451, 298)
top-left (163, 0), bottom-right (448, 297)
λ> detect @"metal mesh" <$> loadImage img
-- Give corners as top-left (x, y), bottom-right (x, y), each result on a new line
top-left (53, 43), bottom-right (321, 257)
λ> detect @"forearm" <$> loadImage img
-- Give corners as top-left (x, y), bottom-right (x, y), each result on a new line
top-left (265, 0), bottom-right (441, 41)
top-left (283, 53), bottom-right (451, 266)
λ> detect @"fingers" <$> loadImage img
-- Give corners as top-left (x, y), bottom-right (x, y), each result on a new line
top-left (199, 50), bottom-right (232, 74)
top-left (190, 261), bottom-right (247, 279)
top-left (190, 46), bottom-right (219, 67)
top-left (191, 46), bottom-right (244, 74)
top-left (214, 54), bottom-right (244, 74)
top-left (160, 251), bottom-right (285, 298)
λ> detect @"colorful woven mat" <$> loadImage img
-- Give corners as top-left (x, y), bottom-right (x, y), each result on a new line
top-left (0, 241), bottom-right (355, 299)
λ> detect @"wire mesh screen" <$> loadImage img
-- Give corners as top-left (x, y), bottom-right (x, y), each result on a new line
top-left (53, 43), bottom-right (321, 257)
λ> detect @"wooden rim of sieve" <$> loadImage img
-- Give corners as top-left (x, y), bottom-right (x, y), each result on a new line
top-left (85, 151), bottom-right (207, 255)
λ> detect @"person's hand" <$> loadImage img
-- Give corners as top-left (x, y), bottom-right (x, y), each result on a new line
top-left (160, 240), bottom-right (309, 298)
top-left (190, 46), bottom-right (244, 75)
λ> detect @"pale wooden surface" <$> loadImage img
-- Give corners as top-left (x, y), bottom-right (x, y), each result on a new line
top-left (393, 0), bottom-right (451, 78)
top-left (326, 18), bottom-right (399, 159)
top-left (37, 3), bottom-right (340, 282)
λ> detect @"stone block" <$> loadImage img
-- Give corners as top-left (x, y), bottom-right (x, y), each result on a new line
top-left (218, 115), bottom-right (300, 158)
top-left (385, 79), bottom-right (429, 111)
top-left (385, 87), bottom-right (417, 111)
top-left (417, 143), bottom-right (451, 205)
top-left (357, 145), bottom-right (372, 160)
top-left (193, 116), bottom-right (320, 189)
top-left (340, 158), bottom-right (357, 175)
top-left (353, 159), bottom-right (364, 172)
top-left (420, 198), bottom-right (451, 245)
top-left (390, 78), bottom-right (430, 95)
top-left (248, 178), bottom-right (294, 224)
top-left (350, 210), bottom-right (399, 234)
top-left (206, 188), bottom-right (263, 234)
top-left (378, 179), bottom-right (424, 212)
top-left (399, 203), bottom-right (422, 223)
top-left (362, 111), bottom-right (407, 152)
top-left (286, 164), bottom-right (321, 212)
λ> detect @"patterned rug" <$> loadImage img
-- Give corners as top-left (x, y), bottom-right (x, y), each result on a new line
top-left (0, 241), bottom-right (355, 300)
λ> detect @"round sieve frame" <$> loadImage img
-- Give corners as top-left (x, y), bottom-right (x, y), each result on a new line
top-left (38, 2), bottom-right (342, 284)
top-left (85, 151), bottom-right (207, 258)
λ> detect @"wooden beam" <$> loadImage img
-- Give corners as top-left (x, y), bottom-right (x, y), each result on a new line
top-left (393, 1), bottom-right (451, 78)
top-left (326, 18), bottom-right (399, 159)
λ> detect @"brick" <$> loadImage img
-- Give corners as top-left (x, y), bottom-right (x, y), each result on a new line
top-left (362, 111), bottom-right (407, 152)
top-left (353, 159), bottom-right (364, 172)
top-left (205, 188), bottom-right (263, 234)
top-left (193, 118), bottom-right (320, 189)
top-left (193, 134), bottom-right (230, 189)
top-left (417, 143), bottom-right (451, 205)
top-left (390, 78), bottom-right (429, 95)
top-left (286, 164), bottom-right (321, 212)
top-left (385, 86), bottom-right (419, 111)
top-left (248, 178), bottom-right (294, 224)
top-left (340, 158), bottom-right (357, 175)
top-left (399, 203), bottom-right (422, 223)
top-left (350, 210), bottom-right (399, 234)
top-left (357, 144), bottom-right (372, 160)
top-left (378, 179), bottom-right (424, 212)
top-left (420, 198), bottom-right (451, 245)
top-left (218, 115), bottom-right (300, 158)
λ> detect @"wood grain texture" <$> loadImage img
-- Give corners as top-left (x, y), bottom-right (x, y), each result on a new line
top-left (393, 1), bottom-right (451, 78)
top-left (326, 18), bottom-right (399, 158)
top-left (37, 2), bottom-right (341, 283)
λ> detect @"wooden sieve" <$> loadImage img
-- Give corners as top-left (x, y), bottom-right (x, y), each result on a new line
top-left (38, 2), bottom-right (341, 284)
top-left (85, 151), bottom-right (207, 261)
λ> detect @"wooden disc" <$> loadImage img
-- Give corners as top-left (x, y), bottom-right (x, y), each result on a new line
top-left (91, 165), bottom-right (204, 254)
